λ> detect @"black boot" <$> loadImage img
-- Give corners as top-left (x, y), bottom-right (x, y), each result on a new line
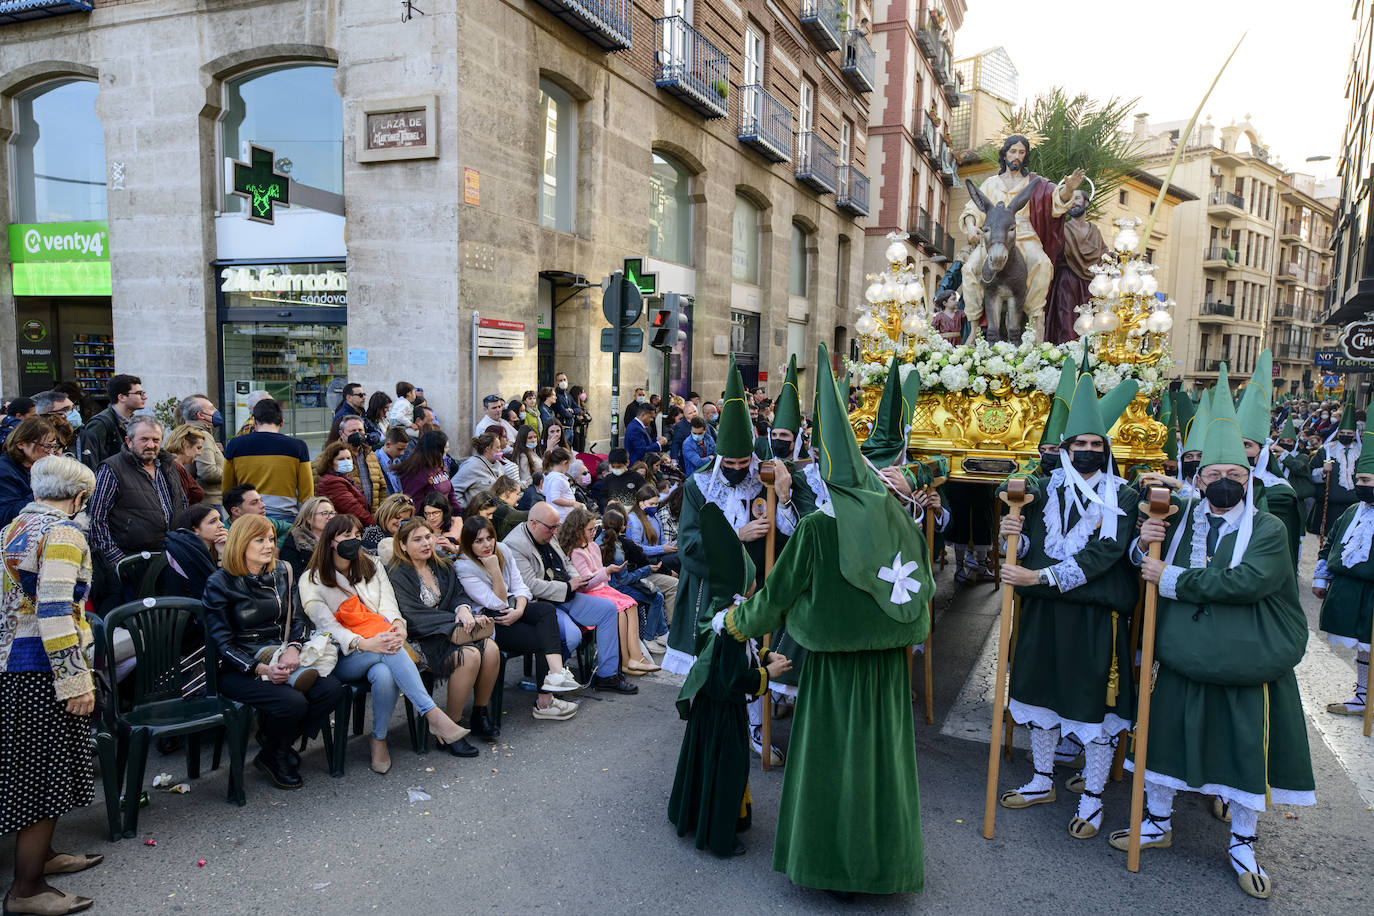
top-left (254, 745), bottom-right (302, 790)
top-left (470, 705), bottom-right (500, 740)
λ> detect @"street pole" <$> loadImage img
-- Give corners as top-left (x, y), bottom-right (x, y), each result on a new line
top-left (611, 323), bottom-right (622, 450)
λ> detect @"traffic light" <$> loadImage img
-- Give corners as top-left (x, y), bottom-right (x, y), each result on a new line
top-left (650, 292), bottom-right (682, 349)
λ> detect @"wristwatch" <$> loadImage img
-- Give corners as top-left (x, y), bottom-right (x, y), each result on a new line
top-left (1036, 569), bottom-right (1052, 587)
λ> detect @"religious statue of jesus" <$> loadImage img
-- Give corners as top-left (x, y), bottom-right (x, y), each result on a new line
top-left (958, 134), bottom-right (1085, 340)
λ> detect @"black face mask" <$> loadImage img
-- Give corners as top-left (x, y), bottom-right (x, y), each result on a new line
top-left (1338, 434), bottom-right (1356, 445)
top-left (1204, 478), bottom-right (1245, 510)
top-left (770, 437), bottom-right (793, 459)
top-left (721, 465), bottom-right (750, 487)
top-left (1038, 452), bottom-right (1060, 472)
top-left (336, 538), bottom-right (363, 560)
top-left (1357, 484), bottom-right (1374, 504)
top-left (1181, 459), bottom-right (1200, 480)
top-left (346, 432), bottom-right (364, 449)
top-left (1069, 449), bottom-right (1106, 474)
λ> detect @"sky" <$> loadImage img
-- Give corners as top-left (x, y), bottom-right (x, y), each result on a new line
top-left (954, 0), bottom-right (1356, 181)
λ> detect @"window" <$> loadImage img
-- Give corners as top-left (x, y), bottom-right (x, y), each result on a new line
top-left (789, 223), bottom-right (809, 296)
top-left (732, 194), bottom-right (761, 284)
top-left (222, 65), bottom-right (342, 213)
top-left (538, 80), bottom-right (576, 232)
top-left (649, 153), bottom-right (692, 264)
top-left (13, 80), bottom-right (106, 223)
top-left (800, 81), bottom-right (814, 132)
top-left (743, 25), bottom-right (764, 87)
top-left (1118, 190), bottom-right (1127, 205)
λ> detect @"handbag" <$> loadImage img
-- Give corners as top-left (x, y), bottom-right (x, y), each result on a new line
top-left (257, 565), bottom-right (338, 678)
top-left (450, 613), bottom-right (495, 646)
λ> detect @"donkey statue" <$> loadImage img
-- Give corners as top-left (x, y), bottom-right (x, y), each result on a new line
top-left (964, 177), bottom-right (1035, 344)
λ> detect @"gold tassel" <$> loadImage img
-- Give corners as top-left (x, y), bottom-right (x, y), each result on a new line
top-left (1106, 611), bottom-right (1120, 706)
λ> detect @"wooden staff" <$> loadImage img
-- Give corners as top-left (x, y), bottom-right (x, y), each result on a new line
top-left (921, 468), bottom-right (946, 725)
top-left (1320, 460), bottom-right (1334, 539)
top-left (984, 478), bottom-right (1032, 839)
top-left (759, 461), bottom-right (778, 772)
top-left (1002, 598), bottom-right (1021, 761)
top-left (1127, 487), bottom-right (1178, 872)
top-left (1366, 610), bottom-right (1374, 739)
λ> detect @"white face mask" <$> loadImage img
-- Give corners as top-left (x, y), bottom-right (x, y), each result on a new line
top-left (558, 381), bottom-right (568, 390)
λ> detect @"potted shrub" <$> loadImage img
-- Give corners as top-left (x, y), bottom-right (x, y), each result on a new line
top-left (713, 79), bottom-right (729, 100)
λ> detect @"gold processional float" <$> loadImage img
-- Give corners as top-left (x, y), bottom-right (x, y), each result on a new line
top-left (848, 225), bottom-right (1174, 482)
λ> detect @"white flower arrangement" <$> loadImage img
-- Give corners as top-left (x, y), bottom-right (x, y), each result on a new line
top-left (844, 327), bottom-right (1172, 400)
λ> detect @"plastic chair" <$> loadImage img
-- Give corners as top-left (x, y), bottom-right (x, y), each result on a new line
top-left (102, 597), bottom-right (250, 838)
top-left (115, 551), bottom-right (168, 601)
top-left (89, 617), bottom-right (128, 842)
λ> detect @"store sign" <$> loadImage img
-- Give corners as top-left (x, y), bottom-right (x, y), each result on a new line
top-left (8, 221), bottom-right (112, 296)
top-left (1314, 348), bottom-right (1374, 373)
top-left (219, 266), bottom-right (347, 305)
top-left (231, 145), bottom-right (291, 225)
top-left (1339, 321), bottom-right (1374, 360)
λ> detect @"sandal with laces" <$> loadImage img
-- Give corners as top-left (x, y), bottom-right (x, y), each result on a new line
top-left (1108, 811), bottom-right (1172, 851)
top-left (1229, 833), bottom-right (1271, 900)
top-left (1068, 788), bottom-right (1103, 839)
top-left (999, 769), bottom-right (1057, 809)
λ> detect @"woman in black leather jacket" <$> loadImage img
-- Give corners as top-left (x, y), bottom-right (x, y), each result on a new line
top-left (202, 515), bottom-right (343, 790)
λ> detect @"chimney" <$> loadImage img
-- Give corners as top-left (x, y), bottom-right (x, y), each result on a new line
top-left (1133, 113), bottom-right (1149, 142)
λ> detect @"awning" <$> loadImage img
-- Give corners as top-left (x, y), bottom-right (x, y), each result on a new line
top-left (0, 0), bottom-right (92, 24)
top-left (1325, 278), bottom-right (1374, 326)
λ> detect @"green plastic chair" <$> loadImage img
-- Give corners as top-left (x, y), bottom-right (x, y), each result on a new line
top-left (115, 550), bottom-right (168, 601)
top-left (102, 597), bottom-right (251, 838)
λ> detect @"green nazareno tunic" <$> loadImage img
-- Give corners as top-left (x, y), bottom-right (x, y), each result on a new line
top-left (668, 626), bottom-right (768, 856)
top-left (1007, 475), bottom-right (1139, 734)
top-left (725, 511), bottom-right (931, 895)
top-left (1144, 509), bottom-right (1315, 808)
top-left (1256, 476), bottom-right (1304, 567)
top-left (1318, 503), bottom-right (1374, 647)
top-left (1280, 451), bottom-right (1316, 502)
top-left (1308, 445), bottom-right (1359, 534)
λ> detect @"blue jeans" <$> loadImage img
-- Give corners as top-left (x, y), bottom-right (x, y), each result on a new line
top-left (557, 591), bottom-right (620, 678)
top-left (333, 649), bottom-right (436, 740)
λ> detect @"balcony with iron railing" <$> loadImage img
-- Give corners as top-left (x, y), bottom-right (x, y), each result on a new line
top-left (1203, 244), bottom-right (1235, 266)
top-left (794, 130), bottom-right (837, 195)
top-left (916, 111), bottom-right (937, 154)
top-left (1277, 261), bottom-right (1300, 281)
top-left (942, 68), bottom-right (962, 106)
top-left (530, 0), bottom-right (633, 51)
top-left (1272, 304), bottom-right (1295, 320)
top-left (931, 223), bottom-right (945, 255)
top-left (1194, 358), bottom-right (1225, 373)
top-left (943, 229), bottom-right (955, 260)
top-left (654, 17), bottom-right (729, 119)
top-left (736, 84), bottom-right (792, 163)
top-left (1277, 343), bottom-right (1312, 361)
top-left (1200, 300), bottom-right (1236, 318)
top-left (799, 0), bottom-right (842, 52)
top-left (836, 166), bottom-right (869, 217)
top-left (1280, 218), bottom-right (1303, 241)
top-left (939, 144), bottom-right (958, 186)
top-left (839, 30), bottom-right (874, 94)
top-left (1208, 189), bottom-right (1245, 212)
top-left (910, 205), bottom-right (933, 245)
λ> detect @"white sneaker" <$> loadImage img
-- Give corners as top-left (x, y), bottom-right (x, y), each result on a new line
top-left (541, 670), bottom-right (581, 693)
top-left (533, 697), bottom-right (579, 720)
top-left (650, 635), bottom-right (669, 651)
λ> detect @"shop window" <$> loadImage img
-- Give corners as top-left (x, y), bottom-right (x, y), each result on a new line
top-left (538, 80), bottom-right (576, 233)
top-left (732, 194), bottom-right (761, 284)
top-left (649, 153), bottom-right (692, 265)
top-left (13, 79), bottom-right (106, 223)
top-left (789, 223), bottom-right (810, 296)
top-left (221, 65), bottom-right (343, 213)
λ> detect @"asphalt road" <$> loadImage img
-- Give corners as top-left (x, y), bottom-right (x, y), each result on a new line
top-left (4, 541), bottom-right (1372, 914)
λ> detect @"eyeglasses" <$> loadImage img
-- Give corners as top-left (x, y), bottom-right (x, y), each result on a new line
top-left (37, 441), bottom-right (61, 453)
top-left (1199, 470), bottom-right (1250, 484)
top-left (533, 519), bottom-right (561, 532)
top-left (128, 389), bottom-right (146, 398)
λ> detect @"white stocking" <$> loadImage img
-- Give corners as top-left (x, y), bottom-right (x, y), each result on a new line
top-left (1056, 731), bottom-right (1085, 764)
top-left (1347, 650), bottom-right (1369, 711)
top-left (1228, 804), bottom-right (1266, 878)
top-left (973, 545), bottom-right (991, 568)
top-left (1141, 780), bottom-right (1176, 839)
top-left (747, 697), bottom-right (763, 728)
top-left (1075, 738), bottom-right (1113, 827)
top-left (1018, 726), bottom-right (1058, 796)
top-left (954, 544), bottom-right (968, 569)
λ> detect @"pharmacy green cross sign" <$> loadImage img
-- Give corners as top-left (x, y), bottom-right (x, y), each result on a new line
top-left (231, 144), bottom-right (292, 225)
top-left (623, 258), bottom-right (657, 296)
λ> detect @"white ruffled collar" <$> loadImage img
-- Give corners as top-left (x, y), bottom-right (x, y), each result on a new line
top-left (1340, 502), bottom-right (1374, 568)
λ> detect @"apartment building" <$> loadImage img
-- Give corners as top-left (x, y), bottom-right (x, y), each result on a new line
top-left (1271, 173), bottom-right (1337, 393)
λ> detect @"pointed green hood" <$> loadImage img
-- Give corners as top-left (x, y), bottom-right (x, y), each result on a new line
top-left (716, 357), bottom-right (755, 458)
top-left (900, 363), bottom-right (922, 435)
top-left (1060, 371), bottom-right (1140, 443)
top-left (860, 353), bottom-right (908, 468)
top-left (1040, 358), bottom-right (1078, 446)
top-left (815, 344), bottom-right (933, 627)
top-left (1159, 393), bottom-right (1179, 461)
top-left (1338, 394), bottom-right (1357, 432)
top-left (1235, 350), bottom-right (1274, 445)
top-left (772, 355), bottom-right (802, 436)
top-left (1200, 379), bottom-right (1250, 469)
top-left (1181, 387), bottom-right (1213, 456)
top-left (1358, 431), bottom-right (1374, 475)
top-left (1171, 390), bottom-right (1197, 458)
top-left (1278, 418), bottom-right (1298, 442)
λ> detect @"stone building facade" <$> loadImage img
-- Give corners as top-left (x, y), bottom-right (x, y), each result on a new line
top-left (0, 0), bottom-right (875, 449)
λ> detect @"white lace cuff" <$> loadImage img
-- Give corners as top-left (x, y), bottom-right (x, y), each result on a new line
top-left (710, 610), bottom-right (727, 635)
top-left (1129, 537), bottom-right (1146, 567)
top-left (1051, 558), bottom-right (1086, 593)
top-left (1159, 565), bottom-right (1184, 600)
top-left (1016, 534), bottom-right (1029, 559)
top-left (1314, 558), bottom-right (1330, 585)
top-left (777, 501), bottom-right (799, 536)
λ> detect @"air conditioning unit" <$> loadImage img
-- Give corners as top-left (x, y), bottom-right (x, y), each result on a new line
top-left (1210, 165), bottom-right (1222, 177)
